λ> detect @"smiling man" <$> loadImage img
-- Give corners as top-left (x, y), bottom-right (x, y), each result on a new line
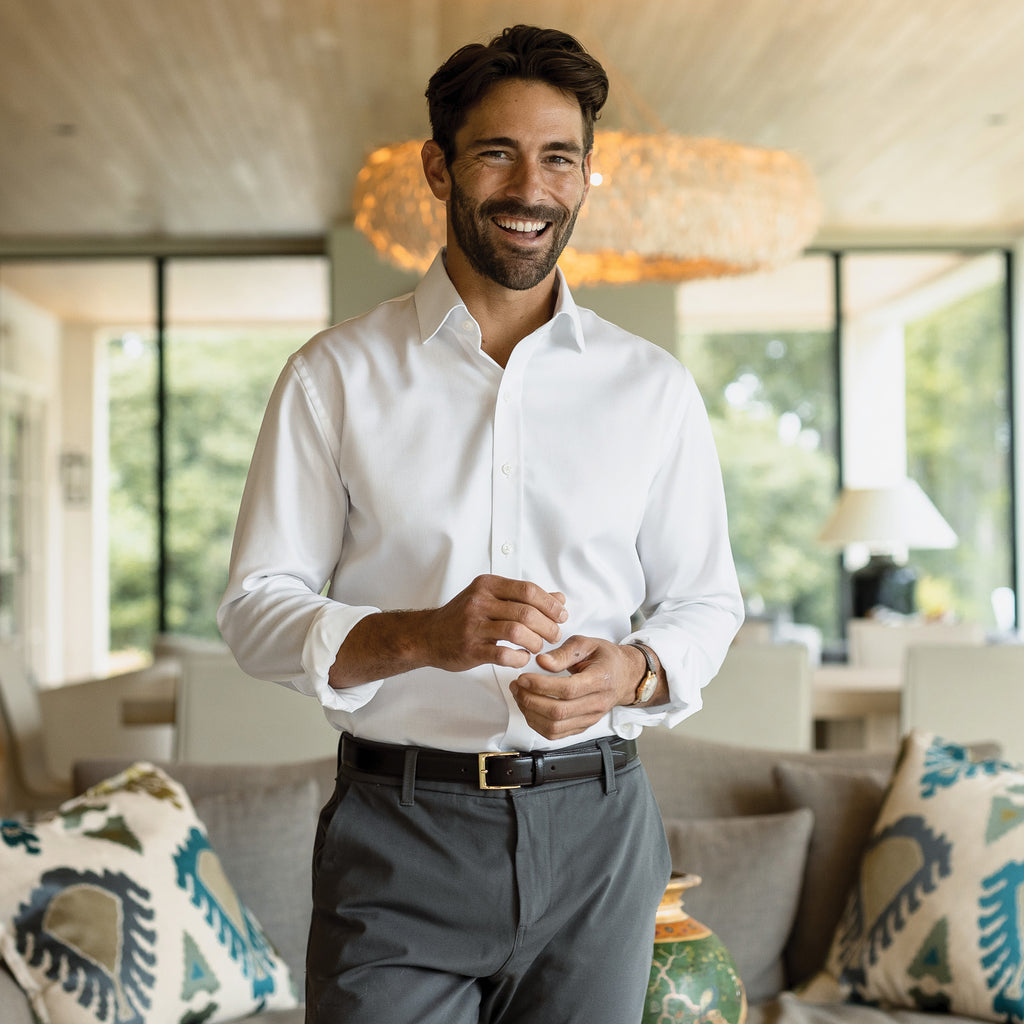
top-left (435, 79), bottom-right (589, 297)
top-left (218, 24), bottom-right (742, 1024)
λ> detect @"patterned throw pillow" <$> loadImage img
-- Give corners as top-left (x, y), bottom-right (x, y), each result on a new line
top-left (0, 763), bottom-right (297, 1023)
top-left (819, 730), bottom-right (1024, 1021)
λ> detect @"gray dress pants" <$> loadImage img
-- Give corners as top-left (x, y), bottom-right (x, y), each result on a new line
top-left (305, 740), bottom-right (671, 1024)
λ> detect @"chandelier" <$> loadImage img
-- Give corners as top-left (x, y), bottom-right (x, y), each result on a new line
top-left (352, 131), bottom-right (821, 286)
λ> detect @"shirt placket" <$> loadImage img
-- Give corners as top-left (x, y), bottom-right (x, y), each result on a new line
top-left (491, 341), bottom-right (547, 749)
top-left (491, 362), bottom-right (524, 583)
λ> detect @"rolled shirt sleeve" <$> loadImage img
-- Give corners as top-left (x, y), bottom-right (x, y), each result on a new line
top-left (217, 353), bottom-right (383, 712)
top-left (613, 370), bottom-right (744, 736)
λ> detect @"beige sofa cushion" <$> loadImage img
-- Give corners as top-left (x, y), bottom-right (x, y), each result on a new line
top-left (776, 762), bottom-right (890, 986)
top-left (664, 808), bottom-right (814, 1002)
top-left (639, 731), bottom-right (896, 820)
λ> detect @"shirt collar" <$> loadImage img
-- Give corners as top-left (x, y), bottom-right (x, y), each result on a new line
top-left (414, 249), bottom-right (586, 353)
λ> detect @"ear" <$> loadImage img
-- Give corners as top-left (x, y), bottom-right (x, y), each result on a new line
top-left (421, 140), bottom-right (451, 201)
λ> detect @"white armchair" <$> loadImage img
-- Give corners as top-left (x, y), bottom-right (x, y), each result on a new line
top-left (158, 635), bottom-right (340, 764)
top-left (901, 644), bottom-right (1024, 763)
top-left (847, 618), bottom-right (985, 670)
top-left (0, 650), bottom-right (178, 815)
top-left (673, 642), bottom-right (813, 751)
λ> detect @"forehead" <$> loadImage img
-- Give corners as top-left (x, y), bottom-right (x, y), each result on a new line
top-left (455, 78), bottom-right (586, 150)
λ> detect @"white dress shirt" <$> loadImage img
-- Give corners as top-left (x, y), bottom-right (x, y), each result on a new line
top-left (217, 251), bottom-right (743, 753)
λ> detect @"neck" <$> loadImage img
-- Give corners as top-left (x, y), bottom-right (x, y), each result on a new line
top-left (444, 246), bottom-right (559, 368)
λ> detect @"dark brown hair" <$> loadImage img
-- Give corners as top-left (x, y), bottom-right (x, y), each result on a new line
top-left (426, 25), bottom-right (609, 166)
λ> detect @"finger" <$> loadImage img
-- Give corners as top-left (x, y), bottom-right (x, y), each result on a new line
top-left (510, 680), bottom-right (611, 738)
top-left (489, 602), bottom-right (565, 648)
top-left (513, 671), bottom-right (574, 701)
top-left (490, 577), bottom-right (569, 626)
top-left (483, 615), bottom-right (558, 655)
top-left (456, 582), bottom-right (559, 649)
top-left (490, 644), bottom-right (533, 669)
top-left (535, 636), bottom-right (592, 673)
top-left (513, 666), bottom-right (607, 707)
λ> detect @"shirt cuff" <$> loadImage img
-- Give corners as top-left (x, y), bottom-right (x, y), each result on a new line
top-left (614, 629), bottom-right (709, 732)
top-left (300, 600), bottom-right (385, 713)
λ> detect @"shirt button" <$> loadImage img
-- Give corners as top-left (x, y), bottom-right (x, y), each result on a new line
top-left (461, 319), bottom-right (474, 332)
top-left (501, 462), bottom-right (513, 476)
top-left (502, 392), bottom-right (513, 404)
top-left (501, 542), bottom-right (513, 556)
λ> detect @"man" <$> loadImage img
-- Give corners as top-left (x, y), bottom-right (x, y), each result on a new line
top-left (218, 24), bottom-right (743, 1024)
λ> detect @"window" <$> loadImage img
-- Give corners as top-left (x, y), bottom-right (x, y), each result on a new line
top-left (678, 248), bottom-right (1015, 650)
top-left (0, 257), bottom-right (155, 680)
top-left (107, 325), bottom-right (159, 656)
top-left (0, 252), bottom-right (327, 680)
top-left (678, 256), bottom-right (840, 644)
top-left (842, 251), bottom-right (1013, 629)
top-left (161, 257), bottom-right (329, 640)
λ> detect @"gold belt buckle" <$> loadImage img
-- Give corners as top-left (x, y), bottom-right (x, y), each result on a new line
top-left (478, 751), bottom-right (521, 790)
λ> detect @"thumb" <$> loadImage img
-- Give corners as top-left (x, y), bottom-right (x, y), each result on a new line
top-left (535, 636), bottom-right (587, 673)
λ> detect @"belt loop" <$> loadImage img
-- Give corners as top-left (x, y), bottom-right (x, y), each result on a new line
top-left (400, 747), bottom-right (419, 806)
top-left (532, 751), bottom-right (546, 787)
top-left (597, 738), bottom-right (617, 796)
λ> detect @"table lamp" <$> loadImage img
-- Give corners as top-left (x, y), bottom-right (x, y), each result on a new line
top-left (817, 478), bottom-right (958, 617)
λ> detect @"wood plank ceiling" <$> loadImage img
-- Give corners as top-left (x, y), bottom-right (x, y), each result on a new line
top-left (1, 0), bottom-right (1023, 246)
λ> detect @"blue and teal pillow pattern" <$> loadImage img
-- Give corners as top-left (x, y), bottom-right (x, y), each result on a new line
top-left (0, 763), bottom-right (297, 1023)
top-left (816, 730), bottom-right (1024, 1021)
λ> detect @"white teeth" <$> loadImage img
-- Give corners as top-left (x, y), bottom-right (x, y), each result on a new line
top-left (494, 217), bottom-right (547, 233)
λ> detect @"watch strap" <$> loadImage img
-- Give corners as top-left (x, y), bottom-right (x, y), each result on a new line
top-left (626, 641), bottom-right (658, 705)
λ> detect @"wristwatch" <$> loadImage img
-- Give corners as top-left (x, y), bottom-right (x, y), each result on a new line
top-left (626, 641), bottom-right (658, 705)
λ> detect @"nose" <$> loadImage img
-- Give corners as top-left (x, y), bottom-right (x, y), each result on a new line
top-left (503, 157), bottom-right (546, 204)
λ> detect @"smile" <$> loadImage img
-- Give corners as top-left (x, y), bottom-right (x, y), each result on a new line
top-left (493, 216), bottom-right (550, 236)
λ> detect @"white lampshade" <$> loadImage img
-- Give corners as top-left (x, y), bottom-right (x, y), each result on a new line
top-left (817, 479), bottom-right (958, 550)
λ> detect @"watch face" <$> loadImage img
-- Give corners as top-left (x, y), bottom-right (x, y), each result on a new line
top-left (636, 672), bottom-right (657, 704)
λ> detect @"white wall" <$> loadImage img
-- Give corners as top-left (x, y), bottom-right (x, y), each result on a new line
top-left (59, 325), bottom-right (107, 680)
top-left (0, 287), bottom-right (113, 683)
top-left (0, 285), bottom-right (62, 682)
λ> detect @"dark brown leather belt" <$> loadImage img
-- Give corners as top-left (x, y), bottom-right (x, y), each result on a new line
top-left (340, 733), bottom-right (639, 790)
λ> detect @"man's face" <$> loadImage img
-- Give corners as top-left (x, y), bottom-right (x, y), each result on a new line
top-left (444, 79), bottom-right (591, 292)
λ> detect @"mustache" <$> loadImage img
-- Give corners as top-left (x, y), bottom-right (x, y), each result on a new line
top-left (479, 198), bottom-right (568, 226)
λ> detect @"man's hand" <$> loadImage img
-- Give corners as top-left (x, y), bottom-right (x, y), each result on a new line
top-left (510, 636), bottom-right (667, 740)
top-left (329, 574), bottom-right (567, 687)
top-left (419, 574), bottom-right (568, 671)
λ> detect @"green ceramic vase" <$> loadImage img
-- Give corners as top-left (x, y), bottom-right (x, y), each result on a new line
top-left (643, 872), bottom-right (747, 1024)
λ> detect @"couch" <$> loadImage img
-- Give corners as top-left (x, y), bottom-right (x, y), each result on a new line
top-left (0, 730), bottom-right (1007, 1024)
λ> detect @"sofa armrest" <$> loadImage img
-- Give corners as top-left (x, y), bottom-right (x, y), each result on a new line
top-left (0, 964), bottom-right (35, 1024)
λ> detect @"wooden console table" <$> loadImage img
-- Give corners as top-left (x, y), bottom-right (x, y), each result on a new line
top-left (812, 664), bottom-right (901, 750)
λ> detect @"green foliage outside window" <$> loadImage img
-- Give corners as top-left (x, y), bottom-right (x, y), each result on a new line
top-left (108, 330), bottom-right (309, 656)
top-left (905, 283), bottom-right (1011, 626)
top-left (682, 275), bottom-right (1012, 641)
top-left (107, 333), bottom-right (158, 655)
top-left (681, 330), bottom-right (840, 641)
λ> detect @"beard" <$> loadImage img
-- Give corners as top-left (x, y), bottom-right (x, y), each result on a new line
top-left (448, 178), bottom-right (584, 291)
